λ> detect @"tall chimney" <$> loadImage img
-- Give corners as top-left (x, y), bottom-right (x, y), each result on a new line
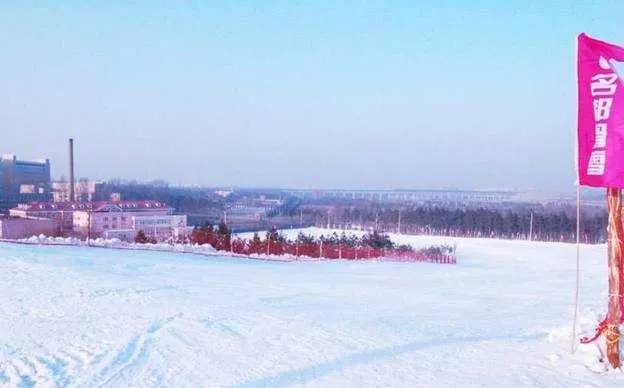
top-left (69, 138), bottom-right (75, 202)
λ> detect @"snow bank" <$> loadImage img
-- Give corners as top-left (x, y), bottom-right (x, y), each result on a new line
top-left (12, 234), bottom-right (219, 256)
top-left (22, 234), bottom-right (83, 245)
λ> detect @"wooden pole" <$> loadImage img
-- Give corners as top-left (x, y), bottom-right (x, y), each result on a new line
top-left (606, 188), bottom-right (622, 368)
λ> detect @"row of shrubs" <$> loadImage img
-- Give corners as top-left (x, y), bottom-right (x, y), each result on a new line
top-left (133, 222), bottom-right (456, 259)
top-left (188, 223), bottom-right (455, 257)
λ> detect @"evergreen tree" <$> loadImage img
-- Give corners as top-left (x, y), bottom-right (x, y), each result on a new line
top-left (217, 219), bottom-right (230, 236)
top-left (135, 230), bottom-right (149, 244)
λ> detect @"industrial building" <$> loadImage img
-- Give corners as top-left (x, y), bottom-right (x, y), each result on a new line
top-left (0, 154), bottom-right (52, 210)
top-left (3, 141), bottom-right (192, 242)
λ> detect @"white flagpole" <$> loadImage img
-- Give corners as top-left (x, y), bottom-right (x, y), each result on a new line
top-left (571, 35), bottom-right (581, 354)
top-left (572, 184), bottom-right (581, 353)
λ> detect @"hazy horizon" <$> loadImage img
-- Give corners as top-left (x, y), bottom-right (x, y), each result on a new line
top-left (3, 1), bottom-right (624, 195)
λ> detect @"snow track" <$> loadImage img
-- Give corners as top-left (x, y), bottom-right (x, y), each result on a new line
top-left (0, 235), bottom-right (622, 387)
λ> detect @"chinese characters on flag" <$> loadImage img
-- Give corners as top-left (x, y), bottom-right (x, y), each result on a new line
top-left (578, 33), bottom-right (624, 187)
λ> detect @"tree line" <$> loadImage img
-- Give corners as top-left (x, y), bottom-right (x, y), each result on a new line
top-left (309, 205), bottom-right (608, 243)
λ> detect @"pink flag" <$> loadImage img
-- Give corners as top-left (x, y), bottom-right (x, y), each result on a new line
top-left (578, 33), bottom-right (624, 187)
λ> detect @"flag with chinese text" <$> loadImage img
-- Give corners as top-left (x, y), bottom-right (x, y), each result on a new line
top-left (578, 33), bottom-right (624, 187)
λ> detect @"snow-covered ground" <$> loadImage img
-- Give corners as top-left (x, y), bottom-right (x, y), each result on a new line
top-left (0, 229), bottom-right (622, 387)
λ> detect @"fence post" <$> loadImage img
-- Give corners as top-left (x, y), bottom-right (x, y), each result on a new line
top-left (267, 239), bottom-right (270, 256)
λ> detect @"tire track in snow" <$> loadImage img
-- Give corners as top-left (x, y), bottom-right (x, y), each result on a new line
top-left (1, 343), bottom-right (105, 387)
top-left (35, 355), bottom-right (71, 386)
top-left (2, 357), bottom-right (37, 387)
top-left (95, 313), bottom-right (182, 386)
top-left (3, 325), bottom-right (170, 386)
top-left (198, 317), bottom-right (243, 338)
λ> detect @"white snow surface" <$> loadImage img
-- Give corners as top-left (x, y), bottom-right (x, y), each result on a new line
top-left (0, 228), bottom-right (623, 387)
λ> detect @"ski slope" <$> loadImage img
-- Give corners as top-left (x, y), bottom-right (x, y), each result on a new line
top-left (0, 231), bottom-right (622, 387)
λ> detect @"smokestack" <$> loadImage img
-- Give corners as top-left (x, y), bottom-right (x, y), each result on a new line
top-left (69, 138), bottom-right (75, 202)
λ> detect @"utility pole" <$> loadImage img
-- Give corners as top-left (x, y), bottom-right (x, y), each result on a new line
top-left (87, 203), bottom-right (92, 246)
top-left (60, 209), bottom-right (64, 237)
top-left (397, 209), bottom-right (402, 234)
top-left (529, 212), bottom-right (534, 241)
top-left (69, 138), bottom-right (75, 202)
top-left (230, 227), bottom-right (234, 253)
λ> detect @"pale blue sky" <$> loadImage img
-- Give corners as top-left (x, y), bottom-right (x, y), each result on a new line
top-left (2, 1), bottom-right (623, 192)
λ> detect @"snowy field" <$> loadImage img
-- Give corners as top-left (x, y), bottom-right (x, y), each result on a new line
top-left (0, 229), bottom-right (622, 387)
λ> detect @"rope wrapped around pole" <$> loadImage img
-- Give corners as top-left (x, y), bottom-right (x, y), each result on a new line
top-left (606, 188), bottom-right (623, 368)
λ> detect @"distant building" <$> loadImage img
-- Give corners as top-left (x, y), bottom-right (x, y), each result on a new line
top-left (0, 154), bottom-right (52, 210)
top-left (109, 192), bottom-right (122, 202)
top-left (0, 216), bottom-right (59, 239)
top-left (105, 214), bottom-right (190, 242)
top-left (215, 189), bottom-right (233, 198)
top-left (9, 202), bottom-right (83, 232)
top-left (10, 199), bottom-right (192, 242)
top-left (52, 178), bottom-right (96, 203)
top-left (71, 200), bottom-right (192, 242)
